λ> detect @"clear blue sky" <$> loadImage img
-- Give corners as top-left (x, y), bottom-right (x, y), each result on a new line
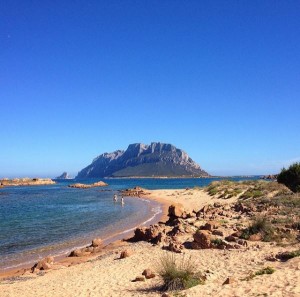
top-left (1, 0), bottom-right (300, 178)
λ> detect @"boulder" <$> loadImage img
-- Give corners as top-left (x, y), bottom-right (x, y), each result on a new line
top-left (212, 229), bottom-right (224, 236)
top-left (192, 230), bottom-right (211, 249)
top-left (201, 221), bottom-right (220, 231)
top-left (120, 249), bottom-right (132, 259)
top-left (92, 238), bottom-right (103, 247)
top-left (69, 248), bottom-right (91, 257)
top-left (167, 241), bottom-right (183, 253)
top-left (249, 233), bottom-right (262, 241)
top-left (32, 256), bottom-right (54, 272)
top-left (168, 204), bottom-right (185, 218)
top-left (225, 235), bottom-right (237, 242)
top-left (132, 224), bottom-right (163, 243)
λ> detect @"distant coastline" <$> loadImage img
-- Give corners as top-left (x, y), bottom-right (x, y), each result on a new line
top-left (0, 178), bottom-right (55, 187)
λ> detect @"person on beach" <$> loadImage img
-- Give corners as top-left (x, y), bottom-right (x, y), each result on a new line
top-left (121, 197), bottom-right (124, 206)
top-left (113, 194), bottom-right (118, 202)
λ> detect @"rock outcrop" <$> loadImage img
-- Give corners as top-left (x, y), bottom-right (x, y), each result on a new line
top-left (0, 178), bottom-right (55, 187)
top-left (68, 181), bottom-right (108, 188)
top-left (76, 142), bottom-right (210, 178)
top-left (56, 172), bottom-right (71, 179)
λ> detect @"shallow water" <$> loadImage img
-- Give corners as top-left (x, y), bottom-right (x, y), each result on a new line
top-left (0, 177), bottom-right (260, 270)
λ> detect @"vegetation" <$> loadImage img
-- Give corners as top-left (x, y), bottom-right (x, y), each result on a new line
top-left (240, 216), bottom-right (276, 242)
top-left (157, 253), bottom-right (205, 291)
top-left (205, 179), bottom-right (290, 200)
top-left (243, 267), bottom-right (275, 281)
top-left (211, 238), bottom-right (224, 247)
top-left (277, 162), bottom-right (300, 192)
top-left (276, 250), bottom-right (300, 261)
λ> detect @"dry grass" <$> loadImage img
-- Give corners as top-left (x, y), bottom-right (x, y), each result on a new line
top-left (157, 253), bottom-right (205, 291)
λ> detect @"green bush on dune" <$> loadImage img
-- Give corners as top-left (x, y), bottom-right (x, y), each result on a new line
top-left (277, 162), bottom-right (300, 193)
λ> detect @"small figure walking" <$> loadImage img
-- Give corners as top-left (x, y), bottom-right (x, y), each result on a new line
top-left (121, 197), bottom-right (125, 206)
top-left (113, 194), bottom-right (118, 202)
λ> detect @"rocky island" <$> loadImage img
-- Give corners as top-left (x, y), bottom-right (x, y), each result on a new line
top-left (0, 178), bottom-right (56, 187)
top-left (56, 172), bottom-right (71, 179)
top-left (76, 142), bottom-right (210, 178)
top-left (68, 181), bottom-right (108, 189)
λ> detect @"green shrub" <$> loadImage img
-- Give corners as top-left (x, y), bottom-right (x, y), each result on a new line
top-left (157, 253), bottom-right (205, 291)
top-left (211, 238), bottom-right (224, 247)
top-left (243, 266), bottom-right (275, 281)
top-left (240, 217), bottom-right (275, 241)
top-left (255, 266), bottom-right (275, 276)
top-left (277, 162), bottom-right (300, 192)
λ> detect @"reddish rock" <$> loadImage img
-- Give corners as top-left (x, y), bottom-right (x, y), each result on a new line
top-left (133, 276), bottom-right (145, 282)
top-left (192, 230), bottom-right (211, 249)
top-left (231, 231), bottom-right (242, 237)
top-left (167, 241), bottom-right (183, 253)
top-left (168, 204), bottom-right (185, 218)
top-left (249, 233), bottom-right (262, 241)
top-left (142, 269), bottom-right (156, 279)
top-left (201, 221), bottom-right (220, 231)
top-left (120, 249), bottom-right (132, 259)
top-left (212, 229), bottom-right (224, 236)
top-left (92, 238), bottom-right (103, 247)
top-left (223, 277), bottom-right (236, 285)
top-left (225, 235), bottom-right (237, 242)
top-left (32, 256), bottom-right (54, 272)
top-left (69, 248), bottom-right (91, 257)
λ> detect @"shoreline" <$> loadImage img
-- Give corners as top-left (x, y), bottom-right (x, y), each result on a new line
top-left (2, 185), bottom-right (300, 296)
top-left (0, 193), bottom-right (169, 278)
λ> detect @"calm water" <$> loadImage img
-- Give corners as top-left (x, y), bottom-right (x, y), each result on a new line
top-left (0, 177), bottom-right (260, 270)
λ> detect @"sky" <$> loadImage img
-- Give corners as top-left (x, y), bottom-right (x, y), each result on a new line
top-left (1, 0), bottom-right (300, 178)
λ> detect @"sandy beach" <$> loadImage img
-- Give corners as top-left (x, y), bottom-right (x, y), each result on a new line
top-left (1, 186), bottom-right (300, 297)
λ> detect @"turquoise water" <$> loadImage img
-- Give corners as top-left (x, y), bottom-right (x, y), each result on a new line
top-left (0, 177), bottom-right (260, 270)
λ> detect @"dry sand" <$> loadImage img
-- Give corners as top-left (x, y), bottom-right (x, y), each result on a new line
top-left (1, 188), bottom-right (300, 297)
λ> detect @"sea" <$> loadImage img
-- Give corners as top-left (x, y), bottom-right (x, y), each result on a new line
top-left (0, 177), bottom-right (260, 271)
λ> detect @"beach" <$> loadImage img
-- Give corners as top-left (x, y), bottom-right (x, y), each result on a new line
top-left (1, 185), bottom-right (300, 296)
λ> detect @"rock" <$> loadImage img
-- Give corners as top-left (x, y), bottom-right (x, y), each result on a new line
top-left (237, 239), bottom-right (248, 246)
top-left (92, 238), bottom-right (103, 247)
top-left (167, 241), bottom-right (183, 253)
top-left (249, 233), bottom-right (262, 241)
top-left (214, 202), bottom-right (222, 208)
top-left (69, 248), bottom-right (91, 257)
top-left (201, 221), bottom-right (220, 231)
top-left (231, 231), bottom-right (242, 237)
top-left (68, 181), bottom-right (108, 188)
top-left (223, 277), bottom-right (236, 285)
top-left (32, 256), bottom-right (55, 272)
top-left (142, 269), bottom-right (156, 279)
top-left (56, 172), bottom-right (70, 179)
top-left (168, 204), bottom-right (185, 218)
top-left (212, 229), bottom-right (224, 236)
top-left (225, 235), bottom-right (237, 242)
top-left (131, 224), bottom-right (163, 243)
top-left (161, 293), bottom-right (171, 297)
top-left (133, 276), bottom-right (145, 282)
top-left (192, 230), bottom-right (211, 249)
top-left (120, 250), bottom-right (132, 259)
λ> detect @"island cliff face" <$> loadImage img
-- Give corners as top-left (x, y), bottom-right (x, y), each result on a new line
top-left (76, 143), bottom-right (210, 178)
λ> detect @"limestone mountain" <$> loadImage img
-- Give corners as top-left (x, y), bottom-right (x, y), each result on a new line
top-left (76, 143), bottom-right (209, 178)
